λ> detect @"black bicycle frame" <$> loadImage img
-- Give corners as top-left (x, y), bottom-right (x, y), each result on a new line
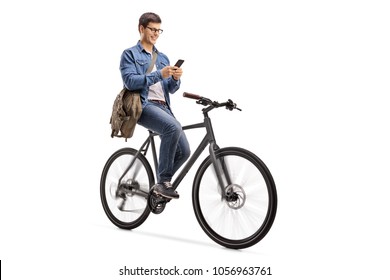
top-left (119, 108), bottom-right (231, 196)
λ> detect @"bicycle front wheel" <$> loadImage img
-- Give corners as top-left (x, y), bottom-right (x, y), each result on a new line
top-left (100, 148), bottom-right (154, 229)
top-left (192, 147), bottom-right (277, 249)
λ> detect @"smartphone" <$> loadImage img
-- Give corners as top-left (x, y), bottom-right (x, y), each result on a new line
top-left (174, 59), bottom-right (184, 68)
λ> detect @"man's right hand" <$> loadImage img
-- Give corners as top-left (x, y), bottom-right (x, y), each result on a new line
top-left (161, 66), bottom-right (178, 79)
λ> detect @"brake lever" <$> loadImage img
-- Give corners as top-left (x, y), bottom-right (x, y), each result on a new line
top-left (196, 100), bottom-right (205, 106)
top-left (226, 99), bottom-right (242, 111)
top-left (196, 97), bottom-right (212, 106)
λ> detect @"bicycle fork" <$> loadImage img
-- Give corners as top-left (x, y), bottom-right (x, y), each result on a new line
top-left (209, 141), bottom-right (232, 200)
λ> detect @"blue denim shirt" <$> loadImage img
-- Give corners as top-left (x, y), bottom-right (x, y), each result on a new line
top-left (120, 41), bottom-right (181, 108)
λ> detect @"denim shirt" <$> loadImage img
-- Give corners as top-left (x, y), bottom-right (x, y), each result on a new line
top-left (120, 41), bottom-right (181, 108)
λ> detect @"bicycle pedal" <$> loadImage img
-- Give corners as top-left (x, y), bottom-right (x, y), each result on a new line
top-left (152, 189), bottom-right (172, 202)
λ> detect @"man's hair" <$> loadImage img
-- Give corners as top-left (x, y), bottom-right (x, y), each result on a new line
top-left (138, 12), bottom-right (162, 32)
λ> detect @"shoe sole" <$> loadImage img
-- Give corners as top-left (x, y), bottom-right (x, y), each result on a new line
top-left (153, 189), bottom-right (179, 199)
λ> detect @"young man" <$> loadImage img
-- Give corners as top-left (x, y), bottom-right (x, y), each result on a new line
top-left (120, 12), bottom-right (190, 199)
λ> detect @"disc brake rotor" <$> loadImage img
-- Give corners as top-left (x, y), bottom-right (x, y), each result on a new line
top-left (225, 184), bottom-right (246, 209)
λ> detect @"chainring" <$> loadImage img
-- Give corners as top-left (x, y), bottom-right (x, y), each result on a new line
top-left (147, 188), bottom-right (168, 214)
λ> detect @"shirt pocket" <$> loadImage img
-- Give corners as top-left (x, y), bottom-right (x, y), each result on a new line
top-left (136, 59), bottom-right (148, 66)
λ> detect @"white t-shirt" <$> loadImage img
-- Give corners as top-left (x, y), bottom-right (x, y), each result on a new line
top-left (147, 61), bottom-right (165, 101)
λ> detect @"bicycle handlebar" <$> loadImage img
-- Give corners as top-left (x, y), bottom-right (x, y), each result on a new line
top-left (183, 92), bottom-right (242, 111)
top-left (183, 92), bottom-right (201, 100)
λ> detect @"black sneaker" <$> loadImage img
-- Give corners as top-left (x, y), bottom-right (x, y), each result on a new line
top-left (153, 182), bottom-right (179, 199)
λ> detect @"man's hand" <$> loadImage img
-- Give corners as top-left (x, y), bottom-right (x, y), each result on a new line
top-left (161, 66), bottom-right (183, 80)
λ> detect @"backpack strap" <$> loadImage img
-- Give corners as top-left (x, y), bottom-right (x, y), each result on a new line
top-left (146, 51), bottom-right (157, 74)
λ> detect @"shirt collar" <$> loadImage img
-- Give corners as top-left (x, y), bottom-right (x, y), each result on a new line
top-left (137, 40), bottom-right (158, 54)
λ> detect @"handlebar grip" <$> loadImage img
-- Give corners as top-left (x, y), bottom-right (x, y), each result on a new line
top-left (183, 92), bottom-right (201, 100)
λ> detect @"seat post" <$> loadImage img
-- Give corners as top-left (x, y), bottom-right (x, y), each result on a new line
top-left (148, 130), bottom-right (159, 181)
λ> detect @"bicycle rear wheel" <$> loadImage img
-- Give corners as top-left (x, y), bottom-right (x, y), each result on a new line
top-left (100, 148), bottom-right (154, 229)
top-left (192, 147), bottom-right (277, 249)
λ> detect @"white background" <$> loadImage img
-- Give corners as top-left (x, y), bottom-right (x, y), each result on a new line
top-left (1, 0), bottom-right (389, 279)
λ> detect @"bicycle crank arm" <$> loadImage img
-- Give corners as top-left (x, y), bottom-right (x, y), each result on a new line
top-left (130, 189), bottom-right (149, 199)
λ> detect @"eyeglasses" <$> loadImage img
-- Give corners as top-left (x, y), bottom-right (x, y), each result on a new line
top-left (146, 26), bottom-right (163, 34)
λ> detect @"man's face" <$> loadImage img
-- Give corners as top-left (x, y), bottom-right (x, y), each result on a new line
top-left (141, 22), bottom-right (161, 45)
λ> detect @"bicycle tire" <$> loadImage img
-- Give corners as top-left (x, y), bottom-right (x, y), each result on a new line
top-left (100, 148), bottom-right (154, 229)
top-left (192, 147), bottom-right (277, 249)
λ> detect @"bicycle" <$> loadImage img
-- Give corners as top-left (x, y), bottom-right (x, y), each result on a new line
top-left (100, 92), bottom-right (277, 249)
